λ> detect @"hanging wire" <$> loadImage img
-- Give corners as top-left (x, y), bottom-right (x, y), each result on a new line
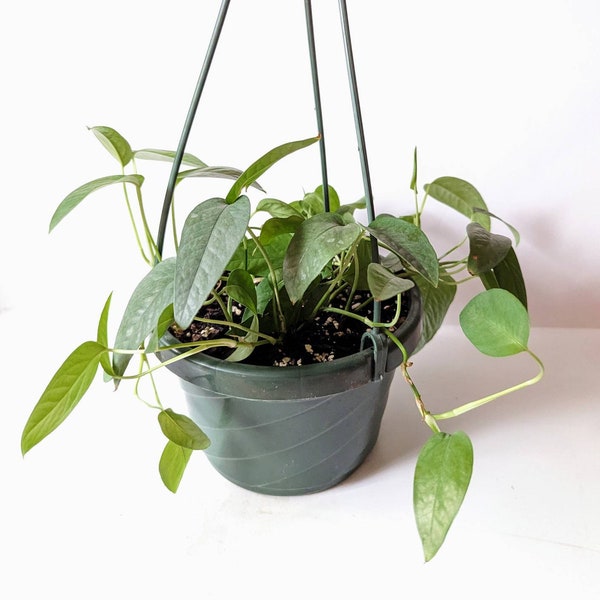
top-left (304, 0), bottom-right (330, 212)
top-left (156, 0), bottom-right (231, 258)
top-left (337, 0), bottom-right (381, 325)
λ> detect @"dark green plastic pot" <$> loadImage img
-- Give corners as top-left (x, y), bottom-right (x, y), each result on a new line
top-left (160, 287), bottom-right (422, 496)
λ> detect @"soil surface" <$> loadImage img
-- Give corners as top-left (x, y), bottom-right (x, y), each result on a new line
top-left (170, 289), bottom-right (411, 367)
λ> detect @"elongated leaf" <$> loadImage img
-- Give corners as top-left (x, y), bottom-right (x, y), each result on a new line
top-left (425, 177), bottom-right (490, 230)
top-left (174, 197), bottom-right (251, 328)
top-left (90, 126), bottom-right (133, 166)
top-left (146, 304), bottom-right (175, 353)
top-left (490, 247), bottom-right (527, 309)
top-left (49, 174), bottom-right (144, 232)
top-left (466, 222), bottom-right (511, 275)
top-left (133, 148), bottom-right (207, 167)
top-left (367, 263), bottom-right (414, 301)
top-left (283, 212), bottom-right (362, 303)
top-left (460, 288), bottom-right (530, 356)
top-left (113, 258), bottom-right (176, 377)
top-left (21, 341), bottom-right (106, 455)
top-left (177, 166), bottom-right (265, 192)
top-left (411, 270), bottom-right (457, 354)
top-left (226, 315), bottom-right (259, 362)
top-left (414, 431), bottom-right (474, 562)
top-left (410, 146), bottom-right (418, 191)
top-left (368, 215), bottom-right (439, 286)
top-left (159, 440), bottom-right (193, 493)
top-left (225, 269), bottom-right (258, 314)
top-left (97, 293), bottom-right (114, 377)
top-left (158, 409), bottom-right (210, 450)
top-left (225, 136), bottom-right (319, 204)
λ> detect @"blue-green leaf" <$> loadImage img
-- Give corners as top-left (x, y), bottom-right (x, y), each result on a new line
top-left (21, 341), bottom-right (106, 455)
top-left (414, 431), bottom-right (474, 562)
top-left (113, 258), bottom-right (176, 377)
top-left (174, 197), bottom-right (251, 328)
top-left (49, 174), bottom-right (144, 232)
top-left (133, 148), bottom-right (207, 167)
top-left (177, 166), bottom-right (265, 192)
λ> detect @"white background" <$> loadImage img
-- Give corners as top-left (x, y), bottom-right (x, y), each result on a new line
top-left (2, 2), bottom-right (599, 598)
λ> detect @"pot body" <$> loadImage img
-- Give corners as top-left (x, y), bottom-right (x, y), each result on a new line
top-left (160, 287), bottom-right (421, 495)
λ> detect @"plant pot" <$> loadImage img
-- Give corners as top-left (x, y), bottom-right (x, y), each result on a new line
top-left (159, 287), bottom-right (422, 496)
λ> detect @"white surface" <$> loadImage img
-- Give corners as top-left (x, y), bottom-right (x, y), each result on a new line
top-left (2, 309), bottom-right (599, 599)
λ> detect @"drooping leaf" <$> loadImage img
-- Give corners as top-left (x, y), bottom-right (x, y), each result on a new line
top-left (283, 212), bottom-right (362, 303)
top-left (472, 208), bottom-right (520, 245)
top-left (466, 222), bottom-right (512, 275)
top-left (97, 293), bottom-right (114, 377)
top-left (425, 177), bottom-right (490, 230)
top-left (411, 270), bottom-right (457, 354)
top-left (367, 214), bottom-right (439, 286)
top-left (133, 148), bottom-right (207, 168)
top-left (225, 269), bottom-right (258, 314)
top-left (174, 197), bottom-right (251, 328)
top-left (49, 174), bottom-right (144, 232)
top-left (112, 258), bottom-right (176, 377)
top-left (158, 408), bottom-right (211, 450)
top-left (89, 125), bottom-right (133, 167)
top-left (484, 247), bottom-right (528, 309)
top-left (460, 288), bottom-right (530, 357)
top-left (21, 341), bottom-right (106, 455)
top-left (414, 431), bottom-right (474, 562)
top-left (177, 166), bottom-right (265, 192)
top-left (225, 136), bottom-right (319, 204)
top-left (159, 440), bottom-right (193, 493)
top-left (367, 263), bottom-right (414, 301)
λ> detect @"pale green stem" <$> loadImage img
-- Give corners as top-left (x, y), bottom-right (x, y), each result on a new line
top-left (432, 349), bottom-right (545, 420)
top-left (121, 181), bottom-right (152, 265)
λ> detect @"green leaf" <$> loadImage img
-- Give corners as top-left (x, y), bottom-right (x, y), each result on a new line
top-left (146, 304), bottom-right (175, 353)
top-left (225, 269), bottom-right (258, 314)
top-left (225, 136), bottom-right (319, 204)
top-left (97, 293), bottom-right (114, 377)
top-left (300, 185), bottom-right (340, 214)
top-left (259, 216), bottom-right (303, 245)
top-left (283, 212), bottom-right (362, 303)
top-left (410, 146), bottom-right (418, 192)
top-left (414, 431), bottom-right (474, 562)
top-left (255, 197), bottom-right (304, 219)
top-left (21, 341), bottom-right (106, 455)
top-left (113, 258), bottom-right (176, 377)
top-left (159, 440), bottom-right (193, 493)
top-left (472, 208), bottom-right (520, 245)
top-left (367, 263), bottom-right (414, 301)
top-left (490, 247), bottom-right (527, 309)
top-left (460, 288), bottom-right (530, 356)
top-left (133, 148), bottom-right (207, 167)
top-left (89, 126), bottom-right (133, 166)
top-left (174, 197), bottom-right (251, 328)
top-left (411, 270), bottom-right (457, 354)
top-left (368, 215), bottom-right (439, 286)
top-left (226, 315), bottom-right (259, 362)
top-left (49, 174), bottom-right (144, 232)
top-left (177, 166), bottom-right (265, 192)
top-left (466, 222), bottom-right (512, 275)
top-left (425, 177), bottom-right (490, 230)
top-left (158, 408), bottom-right (210, 450)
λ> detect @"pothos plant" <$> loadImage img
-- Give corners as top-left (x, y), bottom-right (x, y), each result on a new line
top-left (21, 126), bottom-right (544, 561)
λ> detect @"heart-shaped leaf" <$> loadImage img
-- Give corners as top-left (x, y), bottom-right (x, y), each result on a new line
top-left (466, 222), bottom-right (512, 275)
top-left (367, 215), bottom-right (439, 286)
top-left (283, 212), bottom-right (362, 303)
top-left (367, 263), bottom-right (414, 301)
top-left (425, 177), bottom-right (490, 230)
top-left (460, 288), bottom-right (530, 356)
top-left (414, 431), bottom-right (474, 562)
